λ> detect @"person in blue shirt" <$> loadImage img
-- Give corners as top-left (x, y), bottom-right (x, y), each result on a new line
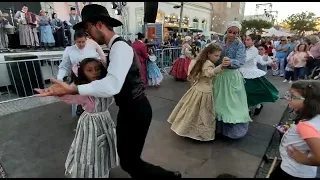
top-left (275, 36), bottom-right (290, 76)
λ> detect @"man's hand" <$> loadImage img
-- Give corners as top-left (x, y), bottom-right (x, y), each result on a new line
top-left (34, 78), bottom-right (78, 97)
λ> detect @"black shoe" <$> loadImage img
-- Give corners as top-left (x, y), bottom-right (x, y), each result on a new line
top-left (76, 105), bottom-right (84, 116)
top-left (254, 104), bottom-right (263, 116)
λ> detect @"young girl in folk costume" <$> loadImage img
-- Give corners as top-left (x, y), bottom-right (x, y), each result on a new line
top-left (241, 34), bottom-right (279, 116)
top-left (213, 21), bottom-right (251, 139)
top-left (36, 58), bottom-right (118, 178)
top-left (170, 36), bottom-right (193, 80)
top-left (147, 45), bottom-right (163, 87)
top-left (284, 50), bottom-right (295, 83)
top-left (168, 44), bottom-right (227, 141)
top-left (270, 80), bottom-right (320, 178)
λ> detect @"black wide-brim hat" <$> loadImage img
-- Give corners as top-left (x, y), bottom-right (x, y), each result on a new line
top-left (73, 4), bottom-right (123, 30)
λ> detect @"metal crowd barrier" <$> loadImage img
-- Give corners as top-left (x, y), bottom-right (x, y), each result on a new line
top-left (0, 47), bottom-right (182, 104)
top-left (154, 47), bottom-right (182, 75)
top-left (0, 57), bottom-right (62, 104)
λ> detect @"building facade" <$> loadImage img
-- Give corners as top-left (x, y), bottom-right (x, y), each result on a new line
top-left (244, 14), bottom-right (273, 22)
top-left (41, 2), bottom-right (212, 40)
top-left (128, 2), bottom-right (212, 35)
top-left (210, 2), bottom-right (245, 33)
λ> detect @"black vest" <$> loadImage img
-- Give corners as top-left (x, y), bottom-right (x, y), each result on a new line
top-left (107, 37), bottom-right (145, 107)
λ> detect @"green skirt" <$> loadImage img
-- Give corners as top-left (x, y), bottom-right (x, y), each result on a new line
top-left (213, 69), bottom-right (251, 124)
top-left (244, 76), bottom-right (279, 107)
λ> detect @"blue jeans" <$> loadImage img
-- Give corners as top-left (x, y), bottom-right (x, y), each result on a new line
top-left (277, 57), bottom-right (286, 76)
top-left (294, 67), bottom-right (306, 80)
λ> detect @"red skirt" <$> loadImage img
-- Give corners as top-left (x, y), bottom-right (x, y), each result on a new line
top-left (170, 57), bottom-right (191, 79)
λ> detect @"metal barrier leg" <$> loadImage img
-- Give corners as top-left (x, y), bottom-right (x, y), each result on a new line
top-left (71, 104), bottom-right (77, 117)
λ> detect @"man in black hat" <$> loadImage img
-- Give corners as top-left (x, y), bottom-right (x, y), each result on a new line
top-left (35, 4), bottom-right (181, 178)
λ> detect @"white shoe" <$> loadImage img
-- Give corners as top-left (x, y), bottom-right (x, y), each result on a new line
top-left (289, 80), bottom-right (292, 84)
top-left (283, 79), bottom-right (288, 83)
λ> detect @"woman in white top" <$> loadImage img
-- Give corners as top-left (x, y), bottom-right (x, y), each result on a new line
top-left (57, 29), bottom-right (106, 81)
top-left (240, 34), bottom-right (279, 116)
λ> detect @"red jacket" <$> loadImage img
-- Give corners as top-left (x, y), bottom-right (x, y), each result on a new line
top-left (132, 40), bottom-right (149, 64)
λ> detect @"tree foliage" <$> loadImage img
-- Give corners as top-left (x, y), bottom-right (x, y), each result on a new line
top-left (284, 11), bottom-right (319, 36)
top-left (240, 19), bottom-right (273, 35)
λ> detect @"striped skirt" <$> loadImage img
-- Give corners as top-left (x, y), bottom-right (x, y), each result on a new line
top-left (65, 110), bottom-right (119, 178)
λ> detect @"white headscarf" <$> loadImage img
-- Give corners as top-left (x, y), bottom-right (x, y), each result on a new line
top-left (184, 36), bottom-right (192, 42)
top-left (227, 21), bottom-right (242, 31)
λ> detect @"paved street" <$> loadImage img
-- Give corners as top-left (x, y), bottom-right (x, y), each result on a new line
top-left (0, 73), bottom-right (290, 178)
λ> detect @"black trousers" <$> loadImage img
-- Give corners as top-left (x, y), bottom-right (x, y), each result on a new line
top-left (284, 71), bottom-right (294, 81)
top-left (116, 95), bottom-right (176, 178)
top-left (53, 28), bottom-right (66, 47)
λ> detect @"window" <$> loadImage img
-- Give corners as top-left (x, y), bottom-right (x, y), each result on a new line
top-left (135, 7), bottom-right (144, 33)
top-left (239, 2), bottom-right (244, 14)
top-left (192, 18), bottom-right (199, 29)
top-left (201, 20), bottom-right (207, 32)
top-left (227, 2), bottom-right (232, 8)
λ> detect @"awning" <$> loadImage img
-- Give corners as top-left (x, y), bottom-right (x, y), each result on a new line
top-left (188, 28), bottom-right (203, 33)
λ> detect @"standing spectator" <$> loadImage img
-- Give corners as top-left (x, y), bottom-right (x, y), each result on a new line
top-left (275, 36), bottom-right (290, 77)
top-left (306, 35), bottom-right (320, 76)
top-left (211, 34), bottom-right (220, 44)
top-left (149, 34), bottom-right (161, 49)
top-left (52, 13), bottom-right (66, 48)
top-left (292, 43), bottom-right (308, 80)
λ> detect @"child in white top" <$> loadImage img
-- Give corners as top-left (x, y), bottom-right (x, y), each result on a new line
top-left (270, 80), bottom-right (320, 178)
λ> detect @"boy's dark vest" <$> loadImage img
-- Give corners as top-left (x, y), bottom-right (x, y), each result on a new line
top-left (106, 37), bottom-right (145, 107)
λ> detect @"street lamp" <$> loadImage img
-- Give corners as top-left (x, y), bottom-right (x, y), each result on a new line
top-left (173, 2), bottom-right (184, 35)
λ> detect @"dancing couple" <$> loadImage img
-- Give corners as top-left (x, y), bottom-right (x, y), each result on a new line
top-left (35, 4), bottom-right (181, 178)
top-left (168, 21), bottom-right (279, 141)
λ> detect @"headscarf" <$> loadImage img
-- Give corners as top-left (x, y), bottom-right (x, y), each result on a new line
top-left (227, 21), bottom-right (242, 31)
top-left (184, 36), bottom-right (192, 42)
top-left (223, 21), bottom-right (242, 42)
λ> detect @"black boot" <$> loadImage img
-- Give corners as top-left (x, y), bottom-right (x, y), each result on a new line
top-left (254, 104), bottom-right (264, 116)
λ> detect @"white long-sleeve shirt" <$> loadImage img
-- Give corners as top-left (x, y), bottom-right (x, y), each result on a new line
top-left (78, 34), bottom-right (134, 98)
top-left (239, 46), bottom-right (266, 79)
top-left (256, 55), bottom-right (273, 72)
top-left (57, 40), bottom-right (106, 81)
